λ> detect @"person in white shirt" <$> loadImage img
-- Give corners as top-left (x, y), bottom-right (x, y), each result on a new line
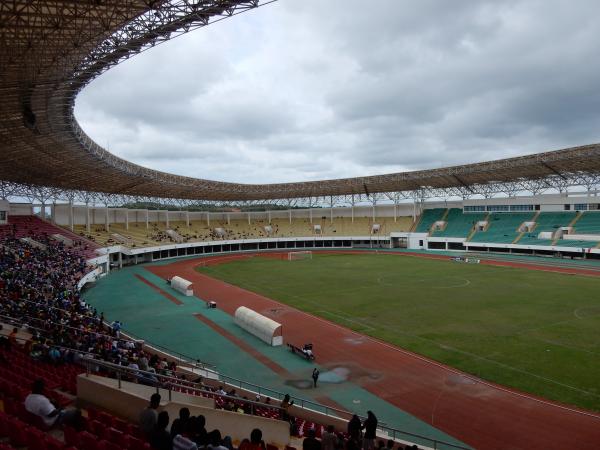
top-left (173, 419), bottom-right (198, 450)
top-left (24, 379), bottom-right (81, 428)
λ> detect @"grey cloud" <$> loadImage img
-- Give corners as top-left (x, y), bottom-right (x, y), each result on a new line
top-left (76, 0), bottom-right (600, 185)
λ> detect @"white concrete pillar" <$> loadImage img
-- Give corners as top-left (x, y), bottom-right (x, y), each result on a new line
top-left (51, 203), bottom-right (56, 224)
top-left (105, 207), bottom-right (109, 232)
top-left (309, 208), bottom-right (312, 224)
top-left (289, 210), bottom-right (291, 224)
top-left (125, 209), bottom-right (129, 230)
top-left (145, 210), bottom-right (149, 229)
top-left (207, 212), bottom-right (210, 227)
top-left (247, 212), bottom-right (251, 225)
top-left (69, 202), bottom-right (74, 231)
top-left (85, 206), bottom-right (90, 233)
top-left (186, 211), bottom-right (190, 227)
top-left (165, 210), bottom-right (170, 228)
top-left (394, 203), bottom-right (397, 222)
top-left (268, 211), bottom-right (271, 224)
top-left (118, 252), bottom-right (123, 269)
top-left (351, 206), bottom-right (354, 223)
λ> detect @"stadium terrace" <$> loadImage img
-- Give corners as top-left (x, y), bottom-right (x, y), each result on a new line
top-left (1, 2), bottom-right (600, 450)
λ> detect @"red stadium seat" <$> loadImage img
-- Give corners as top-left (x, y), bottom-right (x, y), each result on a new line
top-left (127, 435), bottom-right (150, 450)
top-left (8, 418), bottom-right (29, 447)
top-left (89, 419), bottom-right (108, 438)
top-left (64, 425), bottom-right (81, 447)
top-left (26, 427), bottom-right (49, 449)
top-left (105, 426), bottom-right (125, 445)
top-left (79, 430), bottom-right (101, 450)
top-left (99, 439), bottom-right (121, 450)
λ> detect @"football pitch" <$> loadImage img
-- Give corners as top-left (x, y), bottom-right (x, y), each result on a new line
top-left (198, 252), bottom-right (600, 412)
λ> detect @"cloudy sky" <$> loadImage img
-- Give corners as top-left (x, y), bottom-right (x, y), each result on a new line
top-left (75, 0), bottom-right (600, 184)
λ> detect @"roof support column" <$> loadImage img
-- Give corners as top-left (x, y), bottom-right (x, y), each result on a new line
top-left (145, 210), bottom-right (149, 229)
top-left (247, 212), bottom-right (251, 225)
top-left (165, 210), bottom-right (169, 228)
top-left (51, 202), bottom-right (56, 224)
top-left (372, 196), bottom-right (377, 222)
top-left (69, 201), bottom-right (74, 231)
top-left (85, 204), bottom-right (90, 233)
top-left (105, 206), bottom-right (109, 232)
top-left (186, 211), bottom-right (190, 227)
top-left (125, 209), bottom-right (129, 231)
top-left (207, 211), bottom-right (210, 227)
top-left (330, 196), bottom-right (334, 224)
top-left (268, 211), bottom-right (271, 224)
top-left (227, 213), bottom-right (230, 225)
top-left (289, 209), bottom-right (291, 224)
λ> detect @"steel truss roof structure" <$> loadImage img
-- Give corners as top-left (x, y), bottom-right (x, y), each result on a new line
top-left (2, 1), bottom-right (600, 205)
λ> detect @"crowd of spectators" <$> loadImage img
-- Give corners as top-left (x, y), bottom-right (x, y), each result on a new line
top-left (1, 228), bottom-right (422, 450)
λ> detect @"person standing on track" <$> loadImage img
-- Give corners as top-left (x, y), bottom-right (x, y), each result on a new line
top-left (312, 368), bottom-right (320, 388)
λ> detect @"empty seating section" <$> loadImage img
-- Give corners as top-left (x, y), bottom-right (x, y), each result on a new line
top-left (572, 211), bottom-right (600, 234)
top-left (518, 212), bottom-right (576, 246)
top-left (414, 208), bottom-right (446, 233)
top-left (431, 209), bottom-right (485, 238)
top-left (555, 239), bottom-right (598, 248)
top-left (470, 213), bottom-right (534, 243)
top-left (68, 216), bottom-right (415, 248)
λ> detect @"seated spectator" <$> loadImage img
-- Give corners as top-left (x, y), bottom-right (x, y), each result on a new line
top-left (140, 393), bottom-right (161, 436)
top-left (8, 327), bottom-right (18, 345)
top-left (173, 419), bottom-right (198, 450)
top-left (193, 414), bottom-right (208, 447)
top-left (240, 428), bottom-right (266, 450)
top-left (150, 411), bottom-right (173, 450)
top-left (207, 429), bottom-right (230, 450)
top-left (385, 440), bottom-right (395, 450)
top-left (303, 428), bottom-right (322, 450)
top-left (171, 407), bottom-right (191, 439)
top-left (24, 379), bottom-right (81, 429)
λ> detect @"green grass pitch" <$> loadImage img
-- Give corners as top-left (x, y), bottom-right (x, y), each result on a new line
top-left (198, 253), bottom-right (600, 412)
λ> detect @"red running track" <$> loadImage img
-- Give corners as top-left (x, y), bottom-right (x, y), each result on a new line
top-left (147, 251), bottom-right (600, 450)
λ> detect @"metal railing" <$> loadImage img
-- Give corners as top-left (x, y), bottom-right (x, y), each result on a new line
top-left (80, 357), bottom-right (471, 450)
top-left (80, 356), bottom-right (283, 418)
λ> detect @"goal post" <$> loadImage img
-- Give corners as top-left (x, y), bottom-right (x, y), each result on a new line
top-left (288, 250), bottom-right (313, 261)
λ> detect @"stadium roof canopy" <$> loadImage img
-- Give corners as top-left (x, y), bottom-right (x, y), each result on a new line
top-left (2, 1), bottom-right (600, 204)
